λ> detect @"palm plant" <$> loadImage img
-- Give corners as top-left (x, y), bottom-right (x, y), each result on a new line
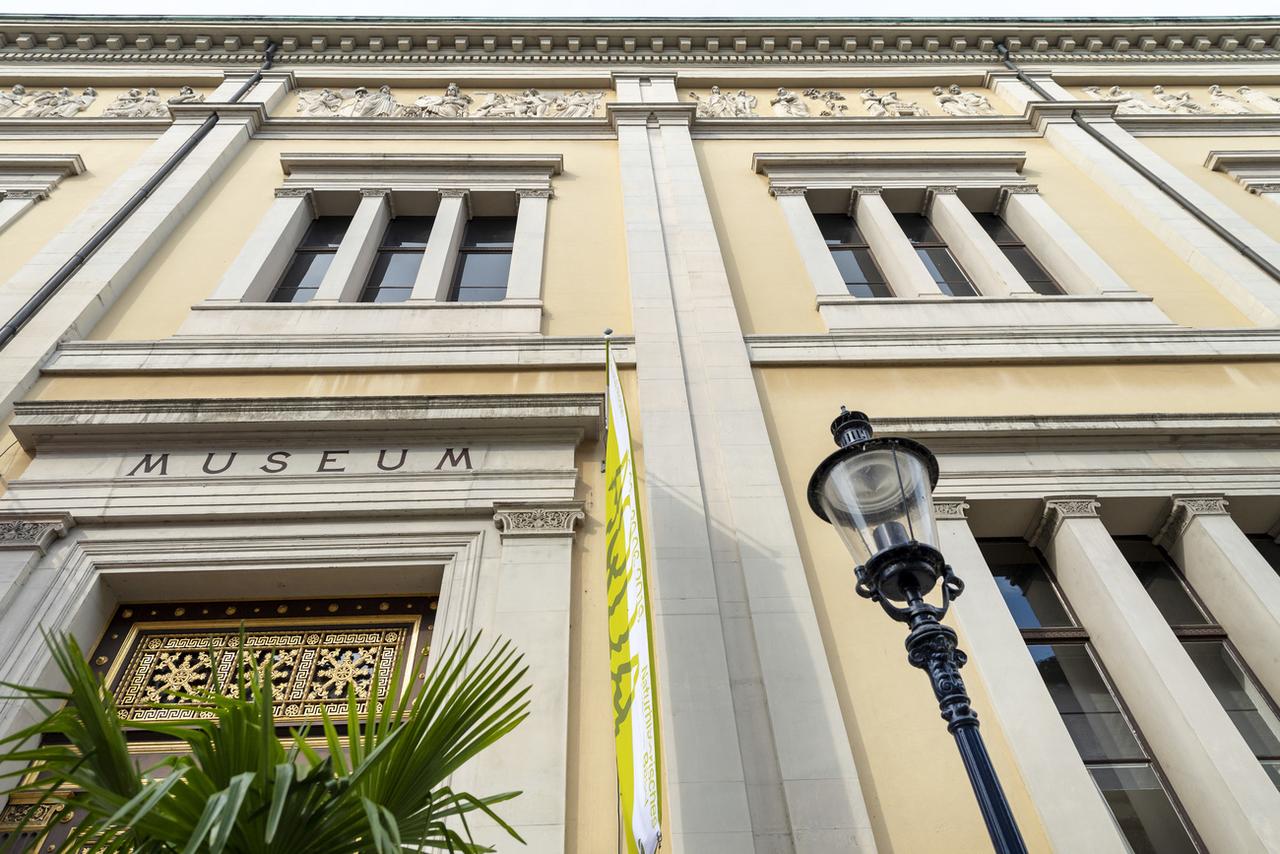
top-left (0, 631), bottom-right (529, 853)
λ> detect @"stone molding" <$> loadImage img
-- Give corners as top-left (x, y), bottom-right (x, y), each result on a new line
top-left (932, 498), bottom-right (971, 520)
top-left (492, 501), bottom-right (585, 538)
top-left (0, 152), bottom-right (85, 197)
top-left (753, 150), bottom-right (1028, 195)
top-left (1152, 494), bottom-right (1232, 549)
top-left (0, 512), bottom-right (74, 552)
top-left (9, 393), bottom-right (604, 451)
top-left (277, 152), bottom-right (562, 195)
top-left (1026, 496), bottom-right (1101, 549)
top-left (1204, 149), bottom-right (1280, 195)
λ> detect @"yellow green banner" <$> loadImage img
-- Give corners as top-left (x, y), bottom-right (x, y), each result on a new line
top-left (604, 342), bottom-right (662, 854)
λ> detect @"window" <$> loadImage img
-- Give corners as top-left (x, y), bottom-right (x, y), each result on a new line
top-left (359, 216), bottom-right (434, 303)
top-left (449, 216), bottom-right (516, 302)
top-left (269, 216), bottom-right (351, 303)
top-left (973, 213), bottom-right (1063, 296)
top-left (1250, 535), bottom-right (1280, 576)
top-left (894, 213), bottom-right (978, 297)
top-left (815, 213), bottom-right (890, 298)
top-left (979, 539), bottom-right (1199, 853)
top-left (1115, 538), bottom-right (1280, 789)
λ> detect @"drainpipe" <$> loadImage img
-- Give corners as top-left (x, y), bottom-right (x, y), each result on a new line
top-left (996, 42), bottom-right (1280, 286)
top-left (0, 41), bottom-right (279, 349)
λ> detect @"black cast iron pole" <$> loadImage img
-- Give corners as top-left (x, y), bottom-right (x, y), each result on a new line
top-left (898, 583), bottom-right (1028, 854)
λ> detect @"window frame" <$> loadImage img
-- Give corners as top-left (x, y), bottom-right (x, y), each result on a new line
top-left (447, 216), bottom-right (517, 303)
top-left (267, 214), bottom-right (352, 304)
top-left (892, 212), bottom-right (980, 297)
top-left (813, 212), bottom-right (891, 299)
top-left (358, 215), bottom-right (436, 304)
top-left (973, 212), bottom-right (1065, 296)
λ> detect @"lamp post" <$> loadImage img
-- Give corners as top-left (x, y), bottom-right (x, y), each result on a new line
top-left (807, 407), bottom-right (1027, 854)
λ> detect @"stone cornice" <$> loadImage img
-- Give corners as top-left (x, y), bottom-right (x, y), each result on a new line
top-left (0, 18), bottom-right (1277, 67)
top-left (9, 393), bottom-right (605, 450)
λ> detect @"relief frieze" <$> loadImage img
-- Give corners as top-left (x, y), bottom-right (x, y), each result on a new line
top-left (294, 82), bottom-right (604, 118)
top-left (0, 83), bottom-right (205, 118)
top-left (1080, 83), bottom-right (1280, 114)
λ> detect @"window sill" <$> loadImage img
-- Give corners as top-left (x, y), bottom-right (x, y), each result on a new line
top-left (816, 292), bottom-right (1172, 331)
top-left (180, 299), bottom-right (543, 336)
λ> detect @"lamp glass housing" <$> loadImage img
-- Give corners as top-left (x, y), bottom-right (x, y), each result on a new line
top-left (813, 439), bottom-right (939, 568)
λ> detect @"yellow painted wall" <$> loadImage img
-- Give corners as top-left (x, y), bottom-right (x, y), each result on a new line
top-left (681, 84), bottom-right (1018, 117)
top-left (1140, 135), bottom-right (1280, 243)
top-left (697, 136), bottom-right (1254, 334)
top-left (89, 136), bottom-right (630, 340)
top-left (0, 138), bottom-right (152, 287)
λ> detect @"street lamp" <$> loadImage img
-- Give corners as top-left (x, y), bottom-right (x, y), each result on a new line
top-left (807, 407), bottom-right (1028, 854)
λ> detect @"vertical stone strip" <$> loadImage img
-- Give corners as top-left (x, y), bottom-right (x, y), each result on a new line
top-left (612, 75), bottom-right (876, 852)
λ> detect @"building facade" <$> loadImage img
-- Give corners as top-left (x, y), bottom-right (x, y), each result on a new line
top-left (1, 14), bottom-right (1280, 853)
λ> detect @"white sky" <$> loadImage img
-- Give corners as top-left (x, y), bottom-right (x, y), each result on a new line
top-left (13, 1), bottom-right (1280, 18)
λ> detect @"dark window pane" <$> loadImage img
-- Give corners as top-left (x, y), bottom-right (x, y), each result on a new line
top-left (815, 213), bottom-right (863, 246)
top-left (1000, 246), bottom-right (1062, 295)
top-left (462, 217), bottom-right (516, 248)
top-left (300, 216), bottom-right (350, 249)
top-left (381, 216), bottom-right (434, 249)
top-left (269, 252), bottom-right (332, 303)
top-left (977, 540), bottom-right (1073, 629)
top-left (916, 248), bottom-right (977, 296)
top-left (1250, 535), bottom-right (1280, 575)
top-left (1115, 539), bottom-right (1209, 626)
top-left (1029, 643), bottom-right (1145, 762)
top-left (1183, 640), bottom-right (1280, 765)
top-left (830, 248), bottom-right (890, 298)
top-left (364, 252), bottom-right (422, 292)
top-left (1089, 765), bottom-right (1198, 854)
top-left (455, 252), bottom-right (511, 290)
top-left (894, 213), bottom-right (942, 244)
top-left (973, 212), bottom-right (1020, 243)
top-left (455, 286), bottom-right (509, 302)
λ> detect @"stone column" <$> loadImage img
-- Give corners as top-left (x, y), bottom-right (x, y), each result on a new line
top-left (506, 188), bottom-right (550, 302)
top-left (412, 190), bottom-right (468, 301)
top-left (1155, 495), bottom-right (1280, 703)
top-left (989, 74), bottom-right (1280, 325)
top-left (207, 188), bottom-right (314, 302)
top-left (773, 187), bottom-right (851, 298)
top-left (1030, 497), bottom-right (1280, 853)
top-left (312, 188), bottom-right (390, 303)
top-left (0, 514), bottom-right (72, 622)
top-left (935, 499), bottom-right (1127, 853)
top-left (926, 187), bottom-right (1035, 297)
top-left (0, 190), bottom-right (42, 238)
top-left (999, 186), bottom-right (1134, 296)
top-left (854, 188), bottom-right (945, 297)
top-left (459, 502), bottom-right (584, 854)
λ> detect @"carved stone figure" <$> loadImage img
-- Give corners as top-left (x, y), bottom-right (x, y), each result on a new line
top-left (0, 84), bottom-right (29, 117)
top-left (802, 88), bottom-right (848, 116)
top-left (104, 87), bottom-right (168, 119)
top-left (690, 86), bottom-right (757, 117)
top-left (770, 87), bottom-right (808, 117)
top-left (554, 90), bottom-right (602, 118)
top-left (1082, 85), bottom-right (1161, 115)
top-left (22, 87), bottom-right (96, 118)
top-left (412, 82), bottom-right (473, 118)
top-left (933, 84), bottom-right (997, 117)
top-left (335, 85), bottom-right (397, 118)
top-left (1151, 85), bottom-right (1203, 114)
top-left (518, 89), bottom-right (556, 117)
top-left (861, 88), bottom-right (927, 117)
top-left (296, 88), bottom-right (344, 116)
top-left (168, 85), bottom-right (205, 105)
top-left (1206, 84), bottom-right (1251, 114)
top-left (474, 88), bottom-right (556, 118)
top-left (1237, 86), bottom-right (1280, 113)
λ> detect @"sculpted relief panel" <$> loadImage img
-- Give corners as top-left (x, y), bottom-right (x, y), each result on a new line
top-left (293, 83), bottom-right (604, 118)
top-left (684, 84), bottom-right (1008, 117)
top-left (0, 84), bottom-right (206, 118)
top-left (1080, 83), bottom-right (1280, 115)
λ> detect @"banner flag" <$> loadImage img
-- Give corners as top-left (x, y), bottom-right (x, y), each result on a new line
top-left (604, 341), bottom-right (663, 854)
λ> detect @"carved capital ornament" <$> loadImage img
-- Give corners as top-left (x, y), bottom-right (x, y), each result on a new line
top-left (1026, 496), bottom-right (1101, 550)
top-left (493, 502), bottom-right (585, 538)
top-left (1152, 494), bottom-right (1231, 549)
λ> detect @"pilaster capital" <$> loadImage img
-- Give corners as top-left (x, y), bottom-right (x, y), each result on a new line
top-left (848, 186), bottom-right (883, 216)
top-left (932, 498), bottom-right (971, 520)
top-left (359, 187), bottom-right (393, 198)
top-left (997, 183), bottom-right (1041, 214)
top-left (1152, 494), bottom-right (1232, 549)
top-left (274, 187), bottom-right (311, 199)
top-left (493, 501), bottom-right (585, 539)
top-left (922, 185), bottom-right (959, 212)
top-left (1026, 496), bottom-right (1101, 550)
top-left (0, 512), bottom-right (74, 553)
top-left (3, 188), bottom-right (46, 201)
top-left (770, 185), bottom-right (808, 197)
top-left (438, 188), bottom-right (469, 198)
top-left (1249, 184), bottom-right (1280, 195)
top-left (516, 187), bottom-right (552, 200)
